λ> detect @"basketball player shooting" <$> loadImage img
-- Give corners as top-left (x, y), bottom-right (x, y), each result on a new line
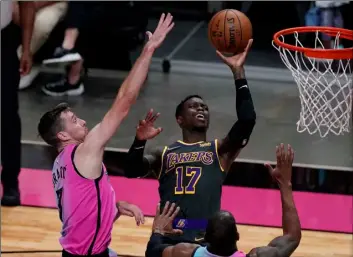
top-left (146, 144), bottom-right (301, 257)
top-left (37, 13), bottom-right (174, 257)
top-left (124, 39), bottom-right (256, 244)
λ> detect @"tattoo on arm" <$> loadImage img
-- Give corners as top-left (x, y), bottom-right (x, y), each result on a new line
top-left (248, 234), bottom-right (300, 257)
top-left (248, 247), bottom-right (277, 257)
top-left (161, 243), bottom-right (199, 257)
top-left (232, 66), bottom-right (246, 80)
top-left (268, 235), bottom-right (300, 257)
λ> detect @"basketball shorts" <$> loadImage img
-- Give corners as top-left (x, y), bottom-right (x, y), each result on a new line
top-left (162, 230), bottom-right (208, 247)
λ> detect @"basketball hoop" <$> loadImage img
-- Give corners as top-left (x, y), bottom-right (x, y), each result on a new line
top-left (272, 26), bottom-right (353, 137)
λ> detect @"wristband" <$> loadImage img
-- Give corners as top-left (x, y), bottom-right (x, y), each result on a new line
top-left (234, 79), bottom-right (248, 89)
top-left (131, 137), bottom-right (147, 148)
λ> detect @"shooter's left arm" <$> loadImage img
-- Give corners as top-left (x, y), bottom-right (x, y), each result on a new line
top-left (217, 66), bottom-right (256, 172)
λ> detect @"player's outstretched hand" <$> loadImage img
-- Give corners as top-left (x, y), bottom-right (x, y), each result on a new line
top-left (265, 143), bottom-right (294, 186)
top-left (145, 13), bottom-right (174, 51)
top-left (136, 109), bottom-right (163, 140)
top-left (216, 39), bottom-right (253, 69)
top-left (129, 204), bottom-right (145, 226)
top-left (117, 202), bottom-right (145, 226)
top-left (152, 201), bottom-right (183, 236)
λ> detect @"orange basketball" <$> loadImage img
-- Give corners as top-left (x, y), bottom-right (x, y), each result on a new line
top-left (208, 9), bottom-right (252, 54)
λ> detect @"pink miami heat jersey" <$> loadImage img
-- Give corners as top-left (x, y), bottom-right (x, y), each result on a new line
top-left (52, 144), bottom-right (117, 255)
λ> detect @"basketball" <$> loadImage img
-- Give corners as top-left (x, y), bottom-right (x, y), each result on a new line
top-left (208, 9), bottom-right (253, 54)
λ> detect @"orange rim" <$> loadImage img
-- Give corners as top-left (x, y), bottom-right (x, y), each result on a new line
top-left (273, 26), bottom-right (353, 59)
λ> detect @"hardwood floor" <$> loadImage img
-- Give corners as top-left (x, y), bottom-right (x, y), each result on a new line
top-left (1, 206), bottom-right (352, 257)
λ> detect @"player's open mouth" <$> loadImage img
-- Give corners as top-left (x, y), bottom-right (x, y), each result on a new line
top-left (195, 114), bottom-right (205, 121)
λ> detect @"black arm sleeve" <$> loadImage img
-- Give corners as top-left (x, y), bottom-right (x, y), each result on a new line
top-left (225, 79), bottom-right (256, 149)
top-left (145, 233), bottom-right (171, 257)
top-left (235, 79), bottom-right (256, 121)
top-left (124, 137), bottom-right (150, 178)
top-left (227, 119), bottom-right (255, 149)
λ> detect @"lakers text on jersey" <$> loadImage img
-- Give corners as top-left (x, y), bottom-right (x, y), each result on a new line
top-left (158, 140), bottom-right (226, 223)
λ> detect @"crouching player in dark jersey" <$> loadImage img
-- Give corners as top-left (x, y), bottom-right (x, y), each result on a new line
top-left (146, 144), bottom-right (301, 257)
top-left (124, 39), bottom-right (256, 244)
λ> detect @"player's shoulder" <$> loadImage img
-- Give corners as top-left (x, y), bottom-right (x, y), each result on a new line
top-left (175, 140), bottom-right (215, 147)
top-left (165, 141), bottom-right (184, 150)
top-left (165, 140), bottom-right (217, 151)
top-left (55, 144), bottom-right (77, 163)
top-left (248, 246), bottom-right (279, 257)
top-left (170, 243), bottom-right (200, 257)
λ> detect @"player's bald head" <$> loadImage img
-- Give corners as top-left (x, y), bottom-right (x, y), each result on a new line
top-left (205, 210), bottom-right (239, 256)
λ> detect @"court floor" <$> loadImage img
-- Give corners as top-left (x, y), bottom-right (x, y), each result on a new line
top-left (1, 206), bottom-right (351, 257)
top-left (1, 168), bottom-right (352, 256)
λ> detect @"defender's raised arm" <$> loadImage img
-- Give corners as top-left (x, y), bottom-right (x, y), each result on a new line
top-left (75, 13), bottom-right (174, 179)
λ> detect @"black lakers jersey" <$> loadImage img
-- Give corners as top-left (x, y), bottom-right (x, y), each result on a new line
top-left (158, 140), bottom-right (227, 221)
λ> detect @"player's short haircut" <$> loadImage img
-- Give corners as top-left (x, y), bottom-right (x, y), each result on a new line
top-left (37, 102), bottom-right (70, 147)
top-left (175, 95), bottom-right (203, 118)
top-left (205, 210), bottom-right (239, 256)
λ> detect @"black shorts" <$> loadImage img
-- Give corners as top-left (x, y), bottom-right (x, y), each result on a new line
top-left (145, 232), bottom-right (207, 257)
top-left (162, 230), bottom-right (208, 247)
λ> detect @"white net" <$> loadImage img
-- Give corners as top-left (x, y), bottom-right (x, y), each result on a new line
top-left (273, 30), bottom-right (353, 137)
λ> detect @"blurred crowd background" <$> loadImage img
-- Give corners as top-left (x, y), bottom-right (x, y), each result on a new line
top-left (10, 1), bottom-right (353, 93)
